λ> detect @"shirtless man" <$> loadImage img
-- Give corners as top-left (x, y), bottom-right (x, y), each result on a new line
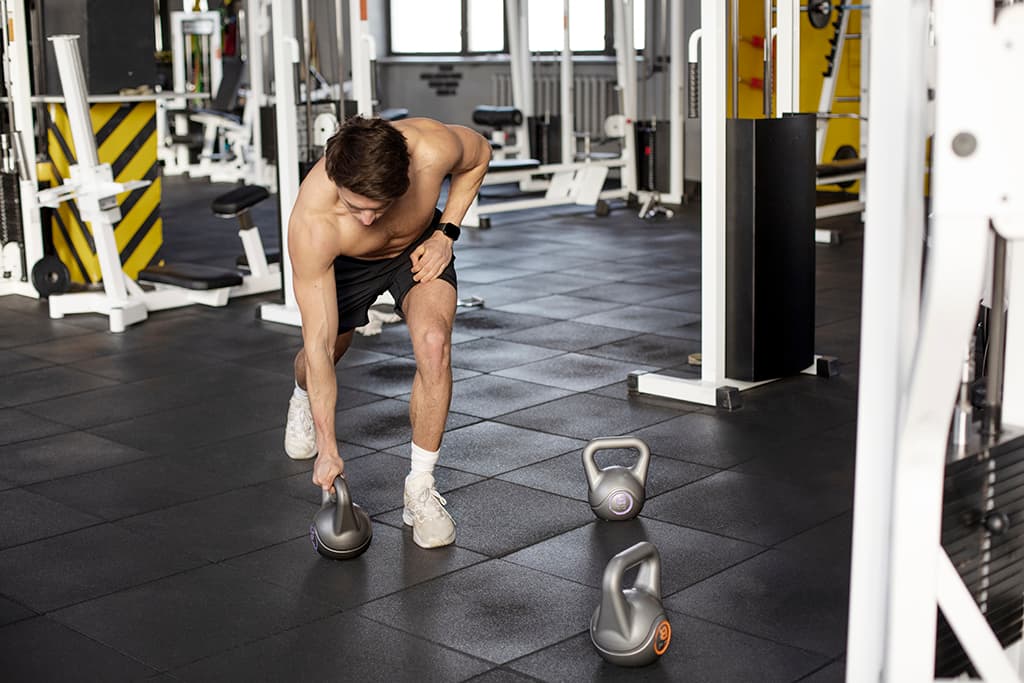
top-left (283, 116), bottom-right (491, 548)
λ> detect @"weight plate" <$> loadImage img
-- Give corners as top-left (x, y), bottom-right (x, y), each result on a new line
top-left (31, 255), bottom-right (71, 298)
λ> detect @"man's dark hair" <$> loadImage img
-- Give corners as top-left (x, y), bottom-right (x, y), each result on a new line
top-left (324, 116), bottom-right (410, 201)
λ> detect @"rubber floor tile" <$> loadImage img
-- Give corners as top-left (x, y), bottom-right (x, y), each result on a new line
top-left (0, 523), bottom-right (206, 612)
top-left (497, 446), bottom-right (716, 501)
top-left (170, 611), bottom-right (490, 681)
top-left (374, 478), bottom-right (594, 557)
top-left (450, 337), bottom-right (565, 373)
top-left (224, 525), bottom-right (488, 610)
top-left (497, 392), bottom-right (683, 440)
top-left (386, 420), bottom-right (583, 477)
top-left (50, 563), bottom-right (336, 672)
top-left (0, 488), bottom-right (100, 549)
top-left (665, 549), bottom-right (849, 658)
top-left (356, 559), bottom-right (599, 665)
top-left (118, 486), bottom-right (317, 562)
top-left (642, 470), bottom-right (850, 546)
top-left (0, 617), bottom-right (159, 681)
top-left (0, 431), bottom-right (153, 486)
top-left (504, 516), bottom-right (762, 596)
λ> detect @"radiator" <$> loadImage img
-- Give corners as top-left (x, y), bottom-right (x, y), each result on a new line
top-left (491, 73), bottom-right (617, 138)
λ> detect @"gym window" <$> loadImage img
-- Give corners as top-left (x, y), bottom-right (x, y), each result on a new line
top-left (389, 0), bottom-right (464, 53)
top-left (387, 0), bottom-right (645, 55)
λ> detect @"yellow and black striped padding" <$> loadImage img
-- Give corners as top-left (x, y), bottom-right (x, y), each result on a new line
top-left (46, 101), bottom-right (162, 283)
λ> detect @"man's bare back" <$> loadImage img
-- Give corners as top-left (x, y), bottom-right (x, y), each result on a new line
top-left (290, 118), bottom-right (476, 262)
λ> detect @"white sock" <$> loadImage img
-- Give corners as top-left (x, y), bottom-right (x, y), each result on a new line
top-left (293, 383), bottom-right (308, 400)
top-left (407, 442), bottom-right (440, 483)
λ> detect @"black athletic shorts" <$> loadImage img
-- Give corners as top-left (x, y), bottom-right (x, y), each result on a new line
top-left (333, 209), bottom-right (457, 333)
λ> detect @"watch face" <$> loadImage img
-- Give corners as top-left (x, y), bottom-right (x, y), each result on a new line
top-left (441, 223), bottom-right (460, 240)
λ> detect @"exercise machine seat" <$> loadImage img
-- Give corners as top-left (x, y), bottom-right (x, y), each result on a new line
top-left (138, 262), bottom-right (243, 290)
top-left (816, 157), bottom-right (866, 179)
top-left (379, 107), bottom-right (409, 121)
top-left (237, 250), bottom-right (281, 268)
top-left (212, 185), bottom-right (270, 217)
top-left (188, 56), bottom-right (245, 127)
top-left (473, 106), bottom-right (524, 128)
top-left (488, 158), bottom-right (541, 172)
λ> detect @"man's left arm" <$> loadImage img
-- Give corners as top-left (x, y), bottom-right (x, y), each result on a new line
top-left (439, 125), bottom-right (492, 226)
top-left (411, 125), bottom-right (491, 283)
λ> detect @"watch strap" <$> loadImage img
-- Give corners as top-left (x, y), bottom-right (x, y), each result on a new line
top-left (437, 222), bottom-right (461, 241)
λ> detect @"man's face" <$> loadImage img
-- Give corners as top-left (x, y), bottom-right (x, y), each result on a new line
top-left (337, 187), bottom-right (393, 226)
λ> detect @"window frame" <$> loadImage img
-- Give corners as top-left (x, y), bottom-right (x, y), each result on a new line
top-left (385, 0), bottom-right (639, 57)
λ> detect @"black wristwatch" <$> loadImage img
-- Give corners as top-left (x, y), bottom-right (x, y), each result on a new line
top-left (437, 222), bottom-right (461, 242)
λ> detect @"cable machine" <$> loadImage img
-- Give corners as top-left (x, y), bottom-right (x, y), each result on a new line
top-left (0, 0), bottom-right (43, 299)
top-left (847, 1), bottom-right (1024, 680)
top-left (259, 0), bottom-right (376, 328)
top-left (460, 0), bottom-right (638, 229)
top-left (630, 0), bottom-right (825, 409)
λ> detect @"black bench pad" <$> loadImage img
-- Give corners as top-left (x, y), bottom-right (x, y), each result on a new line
top-left (237, 250), bottom-right (281, 268)
top-left (139, 262), bottom-right (243, 290)
top-left (488, 158), bottom-right (541, 172)
top-left (474, 106), bottom-right (523, 127)
top-left (212, 186), bottom-right (270, 216)
top-left (816, 158), bottom-right (866, 178)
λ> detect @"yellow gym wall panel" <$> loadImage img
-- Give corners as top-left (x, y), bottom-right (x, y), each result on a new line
top-left (45, 101), bottom-right (163, 283)
top-left (731, 1), bottom-right (863, 165)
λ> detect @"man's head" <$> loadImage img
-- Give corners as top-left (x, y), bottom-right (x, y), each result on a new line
top-left (324, 116), bottom-right (410, 223)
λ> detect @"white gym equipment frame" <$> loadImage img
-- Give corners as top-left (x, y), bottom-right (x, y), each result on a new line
top-left (630, 0), bottom-right (812, 407)
top-left (846, 1), bottom-right (1024, 681)
top-left (461, 0), bottom-right (639, 228)
top-left (0, 0), bottom-right (43, 299)
top-left (161, 10), bottom-right (222, 177)
top-left (38, 35), bottom-right (279, 333)
top-left (157, 6), bottom-right (276, 191)
top-left (259, 0), bottom-right (374, 328)
top-left (614, 0), bottom-right (688, 216)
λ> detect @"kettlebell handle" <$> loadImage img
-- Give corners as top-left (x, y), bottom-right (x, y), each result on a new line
top-left (322, 475), bottom-right (362, 537)
top-left (320, 475), bottom-right (348, 505)
top-left (582, 436), bottom-right (651, 485)
top-left (597, 541), bottom-right (663, 637)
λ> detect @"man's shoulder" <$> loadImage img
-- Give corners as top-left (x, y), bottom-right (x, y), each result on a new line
top-left (394, 116), bottom-right (448, 132)
top-left (398, 118), bottom-right (461, 165)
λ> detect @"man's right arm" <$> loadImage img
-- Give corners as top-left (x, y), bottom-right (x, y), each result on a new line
top-left (289, 214), bottom-right (345, 492)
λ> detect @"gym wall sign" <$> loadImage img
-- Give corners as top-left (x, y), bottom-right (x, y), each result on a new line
top-left (419, 65), bottom-right (462, 97)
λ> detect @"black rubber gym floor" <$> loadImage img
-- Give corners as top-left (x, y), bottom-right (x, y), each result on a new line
top-left (0, 175), bottom-right (863, 681)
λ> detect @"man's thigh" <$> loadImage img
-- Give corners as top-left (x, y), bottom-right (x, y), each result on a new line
top-left (402, 279), bottom-right (457, 339)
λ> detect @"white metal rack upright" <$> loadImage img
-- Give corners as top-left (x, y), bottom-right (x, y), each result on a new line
top-left (846, 1), bottom-right (1024, 681)
top-left (0, 0), bottom-right (43, 299)
top-left (629, 0), bottom-right (805, 407)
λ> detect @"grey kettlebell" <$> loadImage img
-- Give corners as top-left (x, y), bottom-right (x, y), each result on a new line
top-left (583, 436), bottom-right (650, 520)
top-left (590, 541), bottom-right (671, 667)
top-left (310, 475), bottom-right (372, 560)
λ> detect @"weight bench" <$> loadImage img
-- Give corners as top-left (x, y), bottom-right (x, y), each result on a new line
top-left (464, 104), bottom-right (626, 229)
top-left (815, 157), bottom-right (867, 243)
top-left (488, 158), bottom-right (542, 173)
top-left (138, 184), bottom-right (279, 303)
top-left (473, 105), bottom-right (525, 157)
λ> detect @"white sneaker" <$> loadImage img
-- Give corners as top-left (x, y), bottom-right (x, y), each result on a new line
top-left (403, 473), bottom-right (456, 548)
top-left (284, 392), bottom-right (317, 460)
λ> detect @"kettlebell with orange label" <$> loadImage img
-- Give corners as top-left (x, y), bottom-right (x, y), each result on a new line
top-left (590, 541), bottom-right (671, 666)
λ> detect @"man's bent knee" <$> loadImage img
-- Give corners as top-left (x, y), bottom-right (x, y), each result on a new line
top-left (413, 326), bottom-right (451, 371)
